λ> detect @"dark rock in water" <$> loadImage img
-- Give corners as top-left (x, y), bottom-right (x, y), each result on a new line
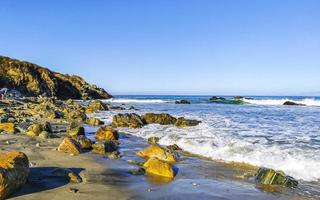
top-left (234, 96), bottom-right (244, 100)
top-left (112, 113), bottom-right (145, 128)
top-left (0, 56), bottom-right (112, 100)
top-left (255, 168), bottom-right (298, 187)
top-left (209, 96), bottom-right (226, 101)
top-left (174, 117), bottom-right (201, 128)
top-left (109, 106), bottom-right (126, 110)
top-left (175, 100), bottom-right (191, 104)
top-left (167, 144), bottom-right (182, 151)
top-left (142, 113), bottom-right (177, 125)
top-left (283, 101), bottom-right (305, 106)
top-left (147, 137), bottom-right (160, 144)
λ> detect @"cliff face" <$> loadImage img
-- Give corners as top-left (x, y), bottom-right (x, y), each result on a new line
top-left (0, 56), bottom-right (112, 100)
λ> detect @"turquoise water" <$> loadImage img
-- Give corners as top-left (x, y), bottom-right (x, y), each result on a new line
top-left (97, 95), bottom-right (320, 183)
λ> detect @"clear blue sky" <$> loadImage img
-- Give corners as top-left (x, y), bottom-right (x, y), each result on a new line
top-left (0, 0), bottom-right (319, 95)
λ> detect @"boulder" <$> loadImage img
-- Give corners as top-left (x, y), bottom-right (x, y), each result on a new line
top-left (112, 113), bottom-right (145, 128)
top-left (234, 96), bottom-right (244, 100)
top-left (209, 96), bottom-right (226, 101)
top-left (136, 144), bottom-right (177, 164)
top-left (141, 113), bottom-right (177, 125)
top-left (64, 110), bottom-right (87, 122)
top-left (255, 168), bottom-right (298, 187)
top-left (92, 141), bottom-right (118, 154)
top-left (85, 100), bottom-right (109, 113)
top-left (175, 100), bottom-right (191, 104)
top-left (86, 117), bottom-right (103, 126)
top-left (26, 122), bottom-right (52, 137)
top-left (143, 157), bottom-right (174, 179)
top-left (174, 117), bottom-right (201, 128)
top-left (57, 137), bottom-right (82, 155)
top-left (283, 101), bottom-right (305, 106)
top-left (38, 131), bottom-right (50, 139)
top-left (0, 123), bottom-right (15, 133)
top-left (95, 126), bottom-right (119, 141)
top-left (0, 152), bottom-right (30, 199)
top-left (67, 121), bottom-right (85, 137)
top-left (167, 144), bottom-right (182, 151)
top-left (74, 135), bottom-right (92, 150)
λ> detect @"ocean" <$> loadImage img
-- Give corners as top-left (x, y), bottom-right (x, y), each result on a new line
top-left (92, 95), bottom-right (320, 183)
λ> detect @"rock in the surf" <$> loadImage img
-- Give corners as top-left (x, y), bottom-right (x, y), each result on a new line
top-left (92, 140), bottom-right (118, 154)
top-left (174, 117), bottom-right (201, 128)
top-left (136, 144), bottom-right (177, 164)
top-left (74, 135), bottom-right (92, 150)
top-left (283, 101), bottom-right (305, 106)
top-left (0, 151), bottom-right (30, 200)
top-left (141, 113), bottom-right (177, 125)
top-left (143, 157), bottom-right (174, 179)
top-left (85, 100), bottom-right (109, 113)
top-left (175, 100), bottom-right (191, 104)
top-left (67, 121), bottom-right (85, 137)
top-left (57, 137), bottom-right (82, 155)
top-left (147, 137), bottom-right (160, 144)
top-left (112, 113), bottom-right (145, 128)
top-left (95, 126), bottom-right (119, 141)
top-left (255, 167), bottom-right (298, 187)
top-left (86, 117), bottom-right (104, 126)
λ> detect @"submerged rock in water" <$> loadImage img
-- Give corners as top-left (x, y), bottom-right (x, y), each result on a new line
top-left (143, 157), bottom-right (174, 179)
top-left (0, 56), bottom-right (112, 100)
top-left (92, 140), bottom-right (118, 154)
top-left (85, 100), bottom-right (109, 113)
top-left (58, 137), bottom-right (82, 155)
top-left (141, 113), bottom-right (177, 125)
top-left (175, 100), bottom-right (191, 104)
top-left (86, 117), bottom-right (104, 126)
top-left (95, 126), bottom-right (119, 141)
top-left (112, 113), bottom-right (145, 128)
top-left (283, 101), bottom-right (305, 106)
top-left (174, 117), bottom-right (201, 128)
top-left (136, 144), bottom-right (177, 164)
top-left (255, 168), bottom-right (298, 187)
top-left (67, 121), bottom-right (85, 137)
top-left (0, 122), bottom-right (16, 133)
top-left (0, 151), bottom-right (30, 199)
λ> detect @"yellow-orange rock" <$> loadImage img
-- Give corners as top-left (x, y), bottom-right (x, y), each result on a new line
top-left (95, 126), bottom-right (119, 141)
top-left (0, 123), bottom-right (15, 133)
top-left (0, 152), bottom-right (30, 200)
top-left (143, 157), bottom-right (174, 179)
top-left (57, 137), bottom-right (82, 155)
top-left (136, 144), bottom-right (177, 164)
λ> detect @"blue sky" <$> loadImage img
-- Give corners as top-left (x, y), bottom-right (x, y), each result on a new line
top-left (0, 0), bottom-right (319, 95)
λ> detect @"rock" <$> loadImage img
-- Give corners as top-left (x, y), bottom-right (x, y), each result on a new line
top-left (108, 151), bottom-right (121, 159)
top-left (167, 144), bottom-right (182, 151)
top-left (51, 168), bottom-right (82, 183)
top-left (74, 135), bottom-right (92, 149)
top-left (136, 144), bottom-right (177, 164)
top-left (174, 117), bottom-right (201, 128)
top-left (0, 56), bottom-right (112, 100)
top-left (129, 168), bottom-right (145, 175)
top-left (283, 101), bottom-right (305, 106)
top-left (67, 121), bottom-right (85, 137)
top-left (143, 157), bottom-right (174, 179)
top-left (0, 151), bottom-right (30, 199)
top-left (147, 137), bottom-right (160, 144)
top-left (92, 141), bottom-right (118, 154)
top-left (64, 110), bottom-right (87, 122)
top-left (141, 113), bottom-right (177, 125)
top-left (26, 122), bottom-right (52, 137)
top-left (255, 168), bottom-right (298, 187)
top-left (38, 131), bottom-right (50, 139)
top-left (0, 123), bottom-right (15, 133)
top-left (95, 126), bottom-right (119, 141)
top-left (112, 113), bottom-right (145, 128)
top-left (234, 96), bottom-right (244, 100)
top-left (209, 96), bottom-right (226, 101)
top-left (86, 117), bottom-right (103, 126)
top-left (109, 106), bottom-right (126, 110)
top-left (57, 137), bottom-right (82, 155)
top-left (175, 100), bottom-right (191, 104)
top-left (85, 100), bottom-right (109, 113)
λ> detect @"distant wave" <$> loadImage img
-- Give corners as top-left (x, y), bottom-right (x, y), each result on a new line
top-left (243, 98), bottom-right (320, 106)
top-left (104, 98), bottom-right (168, 103)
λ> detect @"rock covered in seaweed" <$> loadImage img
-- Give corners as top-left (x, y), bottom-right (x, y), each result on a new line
top-left (112, 113), bottom-right (145, 128)
top-left (86, 117), bottom-right (104, 126)
top-left (255, 168), bottom-right (298, 187)
top-left (95, 126), bottom-right (119, 141)
top-left (0, 151), bottom-right (30, 200)
top-left (141, 113), bottom-right (177, 125)
top-left (174, 117), bottom-right (201, 128)
top-left (175, 100), bottom-right (191, 104)
top-left (92, 141), bottom-right (118, 154)
top-left (0, 56), bottom-right (112, 100)
top-left (85, 100), bottom-right (109, 113)
top-left (66, 121), bottom-right (85, 137)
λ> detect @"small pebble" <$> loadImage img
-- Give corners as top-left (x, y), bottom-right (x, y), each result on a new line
top-left (5, 141), bottom-right (10, 145)
top-left (70, 153), bottom-right (75, 156)
top-left (36, 143), bottom-right (40, 147)
top-left (68, 187), bottom-right (79, 193)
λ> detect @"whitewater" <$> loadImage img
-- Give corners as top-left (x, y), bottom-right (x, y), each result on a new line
top-left (92, 95), bottom-right (320, 182)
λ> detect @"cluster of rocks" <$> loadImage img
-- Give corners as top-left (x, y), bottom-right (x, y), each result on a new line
top-left (112, 113), bottom-right (201, 129)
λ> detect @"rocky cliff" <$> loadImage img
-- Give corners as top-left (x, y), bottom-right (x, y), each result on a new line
top-left (0, 56), bottom-right (112, 100)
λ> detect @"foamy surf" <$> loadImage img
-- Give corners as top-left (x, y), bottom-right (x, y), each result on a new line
top-left (104, 98), bottom-right (168, 104)
top-left (243, 98), bottom-right (320, 106)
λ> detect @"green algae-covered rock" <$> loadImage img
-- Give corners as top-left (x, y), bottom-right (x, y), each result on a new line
top-left (112, 113), bottom-right (145, 128)
top-left (92, 141), bottom-right (118, 154)
top-left (174, 117), bottom-right (201, 128)
top-left (67, 121), bottom-right (85, 137)
top-left (142, 113), bottom-right (177, 125)
top-left (147, 137), bottom-right (160, 144)
top-left (85, 100), bottom-right (109, 113)
top-left (255, 168), bottom-right (298, 187)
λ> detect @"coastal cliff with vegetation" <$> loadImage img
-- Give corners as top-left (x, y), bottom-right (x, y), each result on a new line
top-left (0, 56), bottom-right (112, 100)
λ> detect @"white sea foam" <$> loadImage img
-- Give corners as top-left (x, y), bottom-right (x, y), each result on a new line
top-left (243, 98), bottom-right (320, 106)
top-left (104, 98), bottom-right (168, 104)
